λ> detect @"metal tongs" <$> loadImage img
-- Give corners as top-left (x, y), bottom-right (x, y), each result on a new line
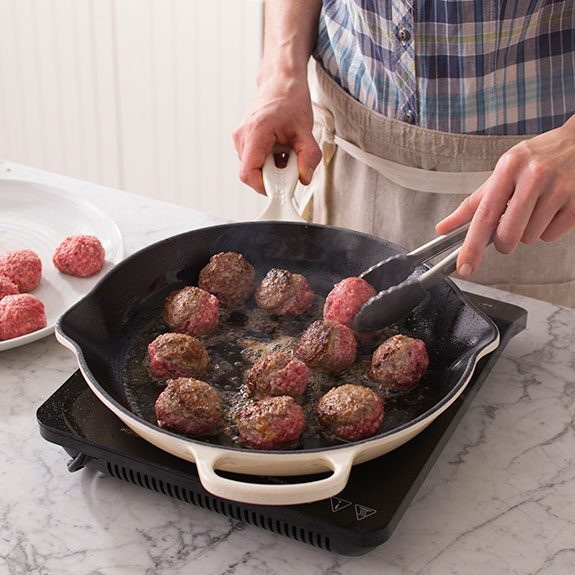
top-left (352, 222), bottom-right (480, 332)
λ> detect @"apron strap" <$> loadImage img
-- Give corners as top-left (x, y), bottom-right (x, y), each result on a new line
top-left (310, 102), bottom-right (493, 195)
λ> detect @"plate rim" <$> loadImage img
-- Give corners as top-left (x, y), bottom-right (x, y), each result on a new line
top-left (0, 177), bottom-right (124, 351)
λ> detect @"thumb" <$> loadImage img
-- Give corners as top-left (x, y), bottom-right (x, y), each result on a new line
top-left (293, 135), bottom-right (322, 185)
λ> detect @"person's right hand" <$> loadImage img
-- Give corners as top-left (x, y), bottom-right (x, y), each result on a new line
top-left (232, 71), bottom-right (322, 195)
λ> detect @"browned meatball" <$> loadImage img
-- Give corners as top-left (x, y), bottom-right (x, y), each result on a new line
top-left (245, 351), bottom-right (310, 399)
top-left (155, 378), bottom-right (221, 435)
top-left (295, 320), bottom-right (357, 372)
top-left (198, 252), bottom-right (255, 307)
top-left (255, 268), bottom-right (314, 315)
top-left (235, 395), bottom-right (306, 450)
top-left (369, 334), bottom-right (429, 389)
top-left (316, 384), bottom-right (384, 441)
top-left (148, 333), bottom-right (209, 380)
top-left (163, 286), bottom-right (219, 336)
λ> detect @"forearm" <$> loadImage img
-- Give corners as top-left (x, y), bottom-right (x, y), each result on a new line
top-left (258, 0), bottom-right (322, 84)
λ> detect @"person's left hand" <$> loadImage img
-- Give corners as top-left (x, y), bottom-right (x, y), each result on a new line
top-left (436, 116), bottom-right (575, 278)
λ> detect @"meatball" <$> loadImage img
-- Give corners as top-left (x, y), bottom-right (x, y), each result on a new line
top-left (323, 276), bottom-right (377, 330)
top-left (0, 249), bottom-right (42, 292)
top-left (163, 286), bottom-right (219, 336)
top-left (316, 384), bottom-right (384, 441)
top-left (198, 252), bottom-right (255, 307)
top-left (369, 334), bottom-right (429, 389)
top-left (295, 320), bottom-right (357, 372)
top-left (235, 395), bottom-right (305, 450)
top-left (245, 351), bottom-right (310, 399)
top-left (0, 275), bottom-right (19, 301)
top-left (255, 268), bottom-right (314, 315)
top-left (52, 235), bottom-right (105, 277)
top-left (155, 377), bottom-right (222, 435)
top-left (148, 333), bottom-right (209, 379)
top-left (0, 294), bottom-right (47, 340)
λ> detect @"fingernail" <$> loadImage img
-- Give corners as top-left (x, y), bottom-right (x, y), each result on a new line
top-left (459, 263), bottom-right (473, 277)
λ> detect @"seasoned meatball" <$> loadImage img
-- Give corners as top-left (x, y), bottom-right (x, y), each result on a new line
top-left (0, 294), bottom-right (46, 340)
top-left (235, 395), bottom-right (305, 450)
top-left (52, 235), bottom-right (105, 277)
top-left (0, 275), bottom-right (19, 301)
top-left (323, 276), bottom-right (377, 330)
top-left (245, 351), bottom-right (310, 399)
top-left (255, 268), bottom-right (314, 315)
top-left (0, 249), bottom-right (42, 292)
top-left (369, 334), bottom-right (429, 389)
top-left (155, 377), bottom-right (221, 435)
top-left (148, 333), bottom-right (209, 379)
top-left (198, 252), bottom-right (255, 307)
top-left (163, 286), bottom-right (219, 336)
top-left (295, 320), bottom-right (357, 372)
top-left (316, 384), bottom-right (384, 441)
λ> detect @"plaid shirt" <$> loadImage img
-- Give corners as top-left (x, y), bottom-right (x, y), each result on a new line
top-left (314, 0), bottom-right (575, 135)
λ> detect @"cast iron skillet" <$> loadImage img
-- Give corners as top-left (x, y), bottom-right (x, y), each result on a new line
top-left (56, 221), bottom-right (499, 505)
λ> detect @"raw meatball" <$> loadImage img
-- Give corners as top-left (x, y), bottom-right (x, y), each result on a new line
top-left (369, 334), bottom-right (429, 389)
top-left (323, 277), bottom-right (377, 330)
top-left (255, 268), bottom-right (314, 315)
top-left (198, 251), bottom-right (255, 307)
top-left (245, 351), bottom-right (310, 399)
top-left (155, 377), bottom-right (222, 435)
top-left (163, 286), bottom-right (219, 336)
top-left (316, 384), bottom-right (384, 441)
top-left (0, 249), bottom-right (42, 292)
top-left (0, 275), bottom-right (19, 301)
top-left (148, 332), bottom-right (209, 379)
top-left (52, 235), bottom-right (105, 277)
top-left (0, 294), bottom-right (46, 340)
top-left (295, 319), bottom-right (357, 372)
top-left (235, 395), bottom-right (305, 450)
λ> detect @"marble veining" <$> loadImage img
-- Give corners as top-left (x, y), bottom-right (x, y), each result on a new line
top-left (1, 162), bottom-right (574, 574)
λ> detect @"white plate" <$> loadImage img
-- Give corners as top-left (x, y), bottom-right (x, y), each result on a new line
top-left (0, 179), bottom-right (124, 351)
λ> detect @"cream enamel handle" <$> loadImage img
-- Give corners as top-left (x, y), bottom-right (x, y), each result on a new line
top-left (256, 145), bottom-right (305, 222)
top-left (187, 444), bottom-right (354, 505)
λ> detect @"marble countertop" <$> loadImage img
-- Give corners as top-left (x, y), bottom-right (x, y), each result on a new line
top-left (1, 162), bottom-right (574, 575)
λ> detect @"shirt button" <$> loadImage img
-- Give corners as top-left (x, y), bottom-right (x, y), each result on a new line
top-left (403, 110), bottom-right (416, 124)
top-left (398, 28), bottom-right (411, 42)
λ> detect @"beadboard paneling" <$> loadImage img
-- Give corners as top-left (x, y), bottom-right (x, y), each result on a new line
top-left (0, 0), bottom-right (266, 221)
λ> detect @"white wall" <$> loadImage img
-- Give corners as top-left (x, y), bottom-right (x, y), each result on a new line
top-left (0, 0), bottom-right (267, 221)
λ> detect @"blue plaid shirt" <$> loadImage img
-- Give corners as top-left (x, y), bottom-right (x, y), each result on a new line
top-left (314, 0), bottom-right (575, 135)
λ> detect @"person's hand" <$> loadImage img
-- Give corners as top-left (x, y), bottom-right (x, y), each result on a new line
top-left (232, 71), bottom-right (321, 195)
top-left (436, 116), bottom-right (575, 277)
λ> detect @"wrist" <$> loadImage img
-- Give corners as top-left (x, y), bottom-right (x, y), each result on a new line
top-left (257, 57), bottom-right (310, 88)
top-left (563, 114), bottom-right (575, 135)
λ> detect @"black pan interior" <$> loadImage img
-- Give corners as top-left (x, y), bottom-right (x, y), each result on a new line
top-left (58, 222), bottom-right (497, 452)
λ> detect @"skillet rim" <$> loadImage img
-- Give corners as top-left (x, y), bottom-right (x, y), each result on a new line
top-left (56, 221), bottom-right (499, 456)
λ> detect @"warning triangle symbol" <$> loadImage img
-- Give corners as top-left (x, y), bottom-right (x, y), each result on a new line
top-left (330, 497), bottom-right (352, 512)
top-left (355, 504), bottom-right (377, 521)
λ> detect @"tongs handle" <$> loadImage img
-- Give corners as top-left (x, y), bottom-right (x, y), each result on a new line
top-left (419, 246), bottom-right (462, 288)
top-left (420, 228), bottom-right (495, 289)
top-left (352, 225), bottom-right (492, 331)
top-left (407, 222), bottom-right (470, 266)
top-left (360, 222), bottom-right (471, 290)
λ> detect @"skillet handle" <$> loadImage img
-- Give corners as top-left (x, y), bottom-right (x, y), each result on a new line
top-left (256, 145), bottom-right (306, 222)
top-left (187, 445), bottom-right (354, 506)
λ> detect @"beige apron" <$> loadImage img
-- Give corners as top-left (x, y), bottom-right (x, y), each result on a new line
top-left (306, 64), bottom-right (575, 308)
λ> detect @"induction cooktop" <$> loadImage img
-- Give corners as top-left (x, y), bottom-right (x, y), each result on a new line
top-left (37, 292), bottom-right (527, 556)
